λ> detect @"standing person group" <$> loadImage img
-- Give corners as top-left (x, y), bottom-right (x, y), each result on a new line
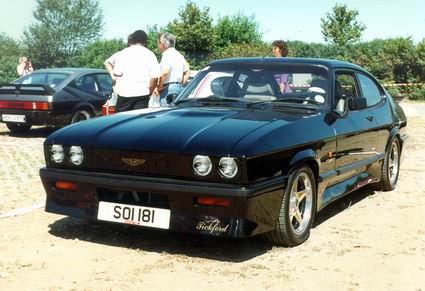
top-left (104, 29), bottom-right (189, 113)
top-left (16, 56), bottom-right (33, 77)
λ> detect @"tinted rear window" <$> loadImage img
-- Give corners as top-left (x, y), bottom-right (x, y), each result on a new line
top-left (16, 73), bottom-right (70, 88)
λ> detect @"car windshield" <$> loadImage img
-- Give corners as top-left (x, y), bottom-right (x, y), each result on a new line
top-left (176, 64), bottom-right (330, 108)
top-left (15, 72), bottom-right (70, 88)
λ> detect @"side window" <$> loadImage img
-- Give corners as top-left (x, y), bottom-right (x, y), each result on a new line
top-left (96, 74), bottom-right (112, 94)
top-left (334, 72), bottom-right (358, 114)
top-left (357, 73), bottom-right (382, 107)
top-left (75, 75), bottom-right (99, 93)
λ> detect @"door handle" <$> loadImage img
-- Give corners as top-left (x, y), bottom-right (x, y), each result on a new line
top-left (366, 115), bottom-right (374, 122)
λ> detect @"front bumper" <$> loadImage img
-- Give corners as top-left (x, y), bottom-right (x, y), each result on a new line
top-left (40, 167), bottom-right (287, 238)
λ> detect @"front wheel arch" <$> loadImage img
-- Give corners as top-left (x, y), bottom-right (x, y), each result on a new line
top-left (263, 164), bottom-right (317, 246)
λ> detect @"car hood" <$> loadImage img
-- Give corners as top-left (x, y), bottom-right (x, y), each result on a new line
top-left (47, 106), bottom-right (314, 156)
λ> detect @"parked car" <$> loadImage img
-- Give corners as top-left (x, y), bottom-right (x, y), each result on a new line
top-left (40, 58), bottom-right (407, 246)
top-left (0, 68), bottom-right (112, 133)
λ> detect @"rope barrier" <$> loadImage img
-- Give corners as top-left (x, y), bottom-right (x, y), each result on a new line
top-left (288, 83), bottom-right (423, 88)
top-left (382, 83), bottom-right (423, 87)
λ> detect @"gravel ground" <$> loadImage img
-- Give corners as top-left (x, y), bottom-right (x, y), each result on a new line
top-left (0, 109), bottom-right (424, 290)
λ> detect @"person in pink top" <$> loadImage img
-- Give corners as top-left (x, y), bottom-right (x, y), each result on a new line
top-left (272, 40), bottom-right (291, 93)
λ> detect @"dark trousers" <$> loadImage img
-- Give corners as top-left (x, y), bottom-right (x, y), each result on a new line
top-left (115, 95), bottom-right (150, 113)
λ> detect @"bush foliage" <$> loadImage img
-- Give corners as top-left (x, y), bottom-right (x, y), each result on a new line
top-left (0, 1), bottom-right (423, 100)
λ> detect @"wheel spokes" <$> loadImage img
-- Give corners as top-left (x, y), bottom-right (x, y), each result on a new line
top-left (289, 173), bottom-right (313, 234)
top-left (389, 142), bottom-right (399, 183)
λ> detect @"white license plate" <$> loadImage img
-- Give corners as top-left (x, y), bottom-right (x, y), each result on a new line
top-left (2, 114), bottom-right (26, 123)
top-left (97, 201), bottom-right (170, 229)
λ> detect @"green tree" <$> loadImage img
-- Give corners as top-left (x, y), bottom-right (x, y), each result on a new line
top-left (73, 39), bottom-right (126, 68)
top-left (415, 39), bottom-right (425, 82)
top-left (146, 25), bottom-right (161, 59)
top-left (348, 39), bottom-right (391, 81)
top-left (321, 4), bottom-right (366, 47)
top-left (24, 0), bottom-right (104, 68)
top-left (287, 41), bottom-right (331, 58)
top-left (166, 1), bottom-right (216, 57)
top-left (212, 42), bottom-right (270, 60)
top-left (0, 33), bottom-right (24, 84)
top-left (215, 12), bottom-right (262, 48)
top-left (382, 38), bottom-right (417, 83)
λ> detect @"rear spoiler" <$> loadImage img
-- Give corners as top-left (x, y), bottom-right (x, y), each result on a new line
top-left (0, 83), bottom-right (55, 95)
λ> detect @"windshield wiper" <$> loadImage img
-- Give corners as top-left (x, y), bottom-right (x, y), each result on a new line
top-left (198, 95), bottom-right (238, 102)
top-left (174, 99), bottom-right (195, 105)
top-left (175, 95), bottom-right (239, 105)
top-left (272, 98), bottom-right (323, 105)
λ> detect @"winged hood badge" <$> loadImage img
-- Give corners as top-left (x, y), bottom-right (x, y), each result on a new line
top-left (121, 158), bottom-right (145, 167)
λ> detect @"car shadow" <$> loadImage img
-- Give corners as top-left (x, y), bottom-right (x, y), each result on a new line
top-left (48, 217), bottom-right (274, 263)
top-left (0, 126), bottom-right (58, 138)
top-left (48, 186), bottom-right (376, 262)
top-left (313, 185), bottom-right (376, 228)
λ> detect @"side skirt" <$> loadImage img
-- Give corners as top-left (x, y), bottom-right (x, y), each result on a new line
top-left (317, 172), bottom-right (378, 212)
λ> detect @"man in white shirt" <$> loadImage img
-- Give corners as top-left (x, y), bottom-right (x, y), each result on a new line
top-left (155, 32), bottom-right (190, 105)
top-left (105, 30), bottom-right (160, 112)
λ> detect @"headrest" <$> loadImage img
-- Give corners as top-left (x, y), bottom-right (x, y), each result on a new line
top-left (310, 79), bottom-right (327, 90)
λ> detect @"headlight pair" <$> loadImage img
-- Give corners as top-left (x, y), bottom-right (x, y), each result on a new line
top-left (50, 145), bottom-right (84, 165)
top-left (193, 155), bottom-right (238, 179)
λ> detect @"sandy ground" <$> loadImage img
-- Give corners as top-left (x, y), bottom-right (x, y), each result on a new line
top-left (0, 104), bottom-right (424, 290)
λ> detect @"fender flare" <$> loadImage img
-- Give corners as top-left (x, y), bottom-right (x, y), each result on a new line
top-left (288, 149), bottom-right (320, 178)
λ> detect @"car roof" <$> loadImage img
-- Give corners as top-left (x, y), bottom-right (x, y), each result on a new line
top-left (209, 57), bottom-right (366, 71)
top-left (32, 68), bottom-right (107, 75)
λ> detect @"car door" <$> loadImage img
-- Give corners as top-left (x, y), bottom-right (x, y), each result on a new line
top-left (356, 72), bottom-right (392, 156)
top-left (75, 73), bottom-right (111, 115)
top-left (331, 70), bottom-right (378, 184)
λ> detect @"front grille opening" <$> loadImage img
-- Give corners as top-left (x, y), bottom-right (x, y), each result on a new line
top-left (97, 188), bottom-right (169, 208)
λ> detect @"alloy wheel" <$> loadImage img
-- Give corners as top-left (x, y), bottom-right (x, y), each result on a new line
top-left (289, 171), bottom-right (313, 235)
top-left (388, 141), bottom-right (400, 185)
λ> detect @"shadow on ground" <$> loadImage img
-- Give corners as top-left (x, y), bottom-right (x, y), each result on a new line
top-left (49, 217), bottom-right (273, 262)
top-left (48, 186), bottom-right (376, 262)
top-left (313, 185), bottom-right (375, 227)
top-left (0, 126), bottom-right (58, 138)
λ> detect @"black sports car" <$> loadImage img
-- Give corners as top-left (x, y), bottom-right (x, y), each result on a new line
top-left (0, 68), bottom-right (112, 133)
top-left (40, 58), bottom-right (407, 246)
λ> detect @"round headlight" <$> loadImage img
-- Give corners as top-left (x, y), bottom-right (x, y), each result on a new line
top-left (69, 146), bottom-right (84, 165)
top-left (219, 157), bottom-right (238, 178)
top-left (50, 144), bottom-right (64, 163)
top-left (193, 155), bottom-right (212, 176)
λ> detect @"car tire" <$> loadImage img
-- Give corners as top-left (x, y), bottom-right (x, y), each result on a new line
top-left (70, 109), bottom-right (92, 124)
top-left (6, 123), bottom-right (32, 133)
top-left (263, 165), bottom-right (316, 246)
top-left (374, 138), bottom-right (401, 191)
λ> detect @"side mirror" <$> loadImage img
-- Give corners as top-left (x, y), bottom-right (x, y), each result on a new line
top-left (347, 97), bottom-right (367, 111)
top-left (166, 93), bottom-right (178, 104)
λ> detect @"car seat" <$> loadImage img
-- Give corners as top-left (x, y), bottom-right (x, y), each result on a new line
top-left (335, 80), bottom-right (345, 113)
top-left (81, 81), bottom-right (97, 92)
top-left (51, 78), bottom-right (64, 87)
top-left (241, 75), bottom-right (278, 98)
top-left (310, 79), bottom-right (327, 91)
